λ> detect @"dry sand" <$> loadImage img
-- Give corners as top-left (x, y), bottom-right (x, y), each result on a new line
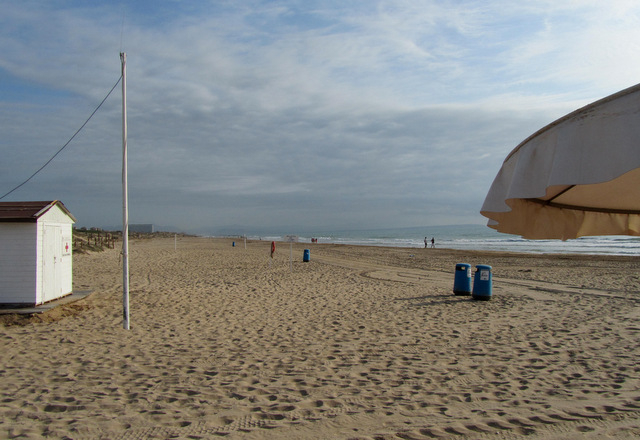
top-left (2, 236), bottom-right (640, 439)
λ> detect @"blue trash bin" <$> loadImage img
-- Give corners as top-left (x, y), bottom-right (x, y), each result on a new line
top-left (303, 249), bottom-right (310, 262)
top-left (472, 264), bottom-right (492, 300)
top-left (232, 241), bottom-right (235, 247)
top-left (453, 263), bottom-right (472, 296)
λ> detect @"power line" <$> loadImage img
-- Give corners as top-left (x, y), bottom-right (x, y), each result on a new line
top-left (0, 75), bottom-right (123, 201)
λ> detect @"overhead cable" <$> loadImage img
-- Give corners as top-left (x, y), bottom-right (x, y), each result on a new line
top-left (0, 75), bottom-right (123, 201)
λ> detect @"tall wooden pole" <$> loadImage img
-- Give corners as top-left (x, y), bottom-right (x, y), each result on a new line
top-left (121, 52), bottom-right (130, 330)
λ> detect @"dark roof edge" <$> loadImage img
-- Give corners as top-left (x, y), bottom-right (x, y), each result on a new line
top-left (0, 200), bottom-right (77, 223)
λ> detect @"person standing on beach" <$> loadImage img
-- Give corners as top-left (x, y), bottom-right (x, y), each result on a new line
top-left (424, 237), bottom-right (428, 248)
top-left (431, 237), bottom-right (435, 248)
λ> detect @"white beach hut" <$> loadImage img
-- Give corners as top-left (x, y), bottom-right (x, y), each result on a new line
top-left (0, 201), bottom-right (76, 307)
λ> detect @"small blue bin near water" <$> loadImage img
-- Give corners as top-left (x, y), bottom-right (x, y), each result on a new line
top-left (472, 265), bottom-right (492, 300)
top-left (303, 249), bottom-right (310, 262)
top-left (232, 241), bottom-right (235, 247)
top-left (453, 263), bottom-right (472, 296)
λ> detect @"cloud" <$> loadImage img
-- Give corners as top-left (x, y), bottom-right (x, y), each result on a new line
top-left (1, 0), bottom-right (638, 233)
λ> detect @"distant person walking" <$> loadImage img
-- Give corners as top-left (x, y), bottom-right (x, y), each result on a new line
top-left (424, 237), bottom-right (428, 248)
top-left (430, 237), bottom-right (435, 248)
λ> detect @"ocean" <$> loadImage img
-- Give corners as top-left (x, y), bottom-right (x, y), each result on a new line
top-left (250, 224), bottom-right (640, 256)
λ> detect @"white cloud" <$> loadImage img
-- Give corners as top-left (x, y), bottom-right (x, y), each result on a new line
top-left (1, 0), bottom-right (638, 232)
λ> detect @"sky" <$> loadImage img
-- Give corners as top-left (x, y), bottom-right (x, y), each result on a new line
top-left (1, 0), bottom-right (639, 235)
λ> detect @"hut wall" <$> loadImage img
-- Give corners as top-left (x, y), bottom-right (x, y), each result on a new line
top-left (0, 223), bottom-right (38, 305)
top-left (37, 205), bottom-right (74, 304)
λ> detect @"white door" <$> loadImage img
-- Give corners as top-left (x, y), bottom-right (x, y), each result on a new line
top-left (42, 226), bottom-right (63, 303)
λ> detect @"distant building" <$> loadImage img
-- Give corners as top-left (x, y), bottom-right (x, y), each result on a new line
top-left (0, 201), bottom-right (76, 306)
top-left (129, 224), bottom-right (155, 233)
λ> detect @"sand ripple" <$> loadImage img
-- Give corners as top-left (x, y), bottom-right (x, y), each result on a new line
top-left (2, 237), bottom-right (640, 439)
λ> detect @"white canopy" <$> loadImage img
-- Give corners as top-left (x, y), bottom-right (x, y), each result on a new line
top-left (481, 83), bottom-right (640, 240)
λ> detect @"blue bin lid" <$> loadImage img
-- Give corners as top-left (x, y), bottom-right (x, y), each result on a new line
top-left (476, 264), bottom-right (492, 270)
top-left (456, 263), bottom-right (471, 269)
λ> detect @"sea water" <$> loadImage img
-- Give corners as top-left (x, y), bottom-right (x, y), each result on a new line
top-left (254, 224), bottom-right (640, 256)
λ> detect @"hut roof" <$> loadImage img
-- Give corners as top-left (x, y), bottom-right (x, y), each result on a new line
top-left (0, 201), bottom-right (76, 222)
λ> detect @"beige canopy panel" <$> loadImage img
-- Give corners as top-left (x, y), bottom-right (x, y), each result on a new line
top-left (481, 83), bottom-right (640, 240)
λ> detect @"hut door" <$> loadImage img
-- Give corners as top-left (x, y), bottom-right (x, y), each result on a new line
top-left (43, 225), bottom-right (63, 303)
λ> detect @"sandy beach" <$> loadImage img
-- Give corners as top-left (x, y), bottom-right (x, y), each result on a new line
top-left (2, 236), bottom-right (640, 439)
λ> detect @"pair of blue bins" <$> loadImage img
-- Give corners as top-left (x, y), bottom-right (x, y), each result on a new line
top-left (453, 263), bottom-right (492, 300)
top-left (303, 249), bottom-right (310, 262)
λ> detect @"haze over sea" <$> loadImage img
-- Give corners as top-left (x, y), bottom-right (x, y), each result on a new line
top-left (244, 224), bottom-right (640, 256)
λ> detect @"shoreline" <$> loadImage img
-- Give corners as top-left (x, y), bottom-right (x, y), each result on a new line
top-left (2, 236), bottom-right (640, 439)
top-left (221, 235), bottom-right (640, 257)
